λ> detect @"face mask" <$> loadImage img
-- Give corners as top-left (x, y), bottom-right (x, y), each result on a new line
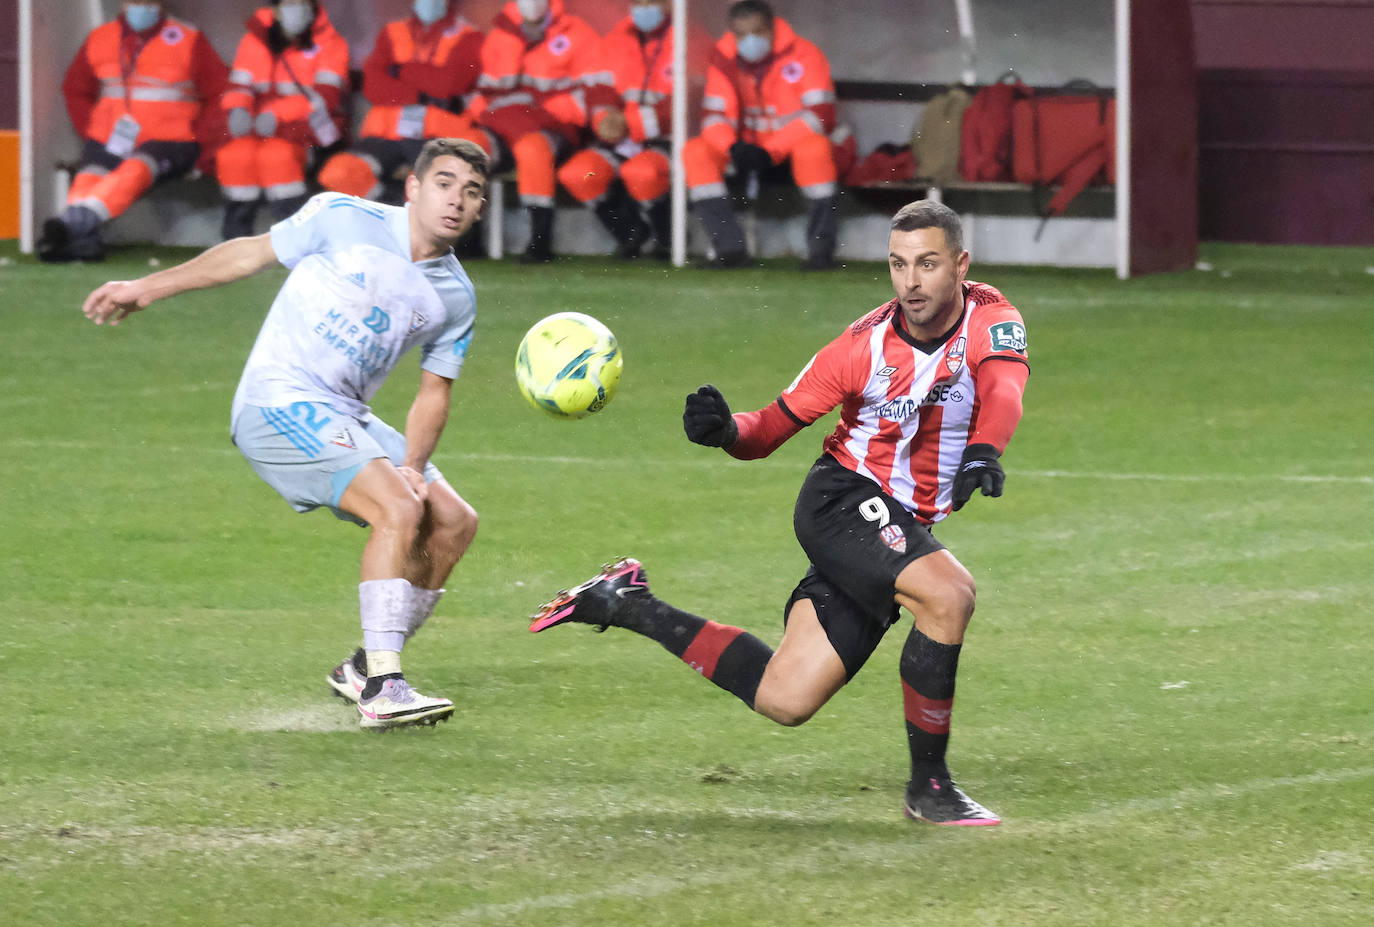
top-left (631, 5), bottom-right (665, 33)
top-left (516, 0), bottom-right (548, 23)
top-left (736, 32), bottom-right (771, 63)
top-left (413, 0), bottom-right (447, 25)
top-left (123, 4), bottom-right (161, 32)
top-left (278, 3), bottom-right (315, 38)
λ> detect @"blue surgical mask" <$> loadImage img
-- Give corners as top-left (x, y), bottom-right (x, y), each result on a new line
top-left (631, 5), bottom-right (665, 34)
top-left (123, 3), bottom-right (161, 32)
top-left (413, 0), bottom-right (447, 25)
top-left (278, 3), bottom-right (315, 38)
top-left (736, 32), bottom-right (771, 63)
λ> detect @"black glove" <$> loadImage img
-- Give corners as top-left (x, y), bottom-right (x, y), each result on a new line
top-left (683, 384), bottom-right (739, 449)
top-left (951, 443), bottom-right (1004, 511)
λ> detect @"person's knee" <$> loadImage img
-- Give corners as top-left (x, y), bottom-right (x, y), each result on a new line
top-left (754, 680), bottom-right (826, 727)
top-left (761, 695), bottom-right (820, 727)
top-left (433, 496), bottom-right (478, 554)
top-left (924, 574), bottom-right (976, 637)
top-left (371, 492), bottom-right (426, 541)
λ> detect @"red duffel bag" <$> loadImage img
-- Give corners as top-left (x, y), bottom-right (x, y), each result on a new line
top-left (1011, 81), bottom-right (1116, 216)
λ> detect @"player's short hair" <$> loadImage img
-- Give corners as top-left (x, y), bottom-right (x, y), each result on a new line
top-left (891, 200), bottom-right (964, 255)
top-left (414, 138), bottom-right (489, 183)
top-left (728, 0), bottom-right (774, 25)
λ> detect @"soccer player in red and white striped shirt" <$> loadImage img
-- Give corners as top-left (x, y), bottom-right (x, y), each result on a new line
top-left (530, 200), bottom-right (1028, 825)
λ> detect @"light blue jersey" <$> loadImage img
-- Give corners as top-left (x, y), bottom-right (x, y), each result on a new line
top-left (230, 193), bottom-right (476, 423)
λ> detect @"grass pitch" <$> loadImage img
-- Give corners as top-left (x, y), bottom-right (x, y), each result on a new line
top-left (1, 240), bottom-right (1371, 925)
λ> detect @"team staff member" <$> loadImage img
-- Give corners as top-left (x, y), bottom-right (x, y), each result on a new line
top-left (684, 0), bottom-right (841, 270)
top-left (318, 0), bottom-right (484, 204)
top-left (82, 139), bottom-right (490, 730)
top-left (555, 0), bottom-right (676, 260)
top-left (530, 200), bottom-right (1029, 825)
top-left (460, 0), bottom-right (603, 263)
top-left (217, 1), bottom-right (350, 240)
top-left (38, 1), bottom-right (227, 263)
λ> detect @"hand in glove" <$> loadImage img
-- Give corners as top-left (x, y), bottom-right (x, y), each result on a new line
top-left (951, 443), bottom-right (1004, 511)
top-left (683, 384), bottom-right (738, 449)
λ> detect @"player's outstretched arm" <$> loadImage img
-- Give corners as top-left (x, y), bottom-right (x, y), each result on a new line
top-left (82, 233), bottom-right (279, 326)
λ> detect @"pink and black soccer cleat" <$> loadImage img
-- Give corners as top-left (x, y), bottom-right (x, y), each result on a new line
top-left (903, 776), bottom-right (1001, 826)
top-left (528, 558), bottom-right (649, 633)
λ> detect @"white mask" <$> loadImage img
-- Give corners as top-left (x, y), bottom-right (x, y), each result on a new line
top-left (123, 3), bottom-right (161, 32)
top-left (631, 5), bottom-right (664, 33)
top-left (736, 32), bottom-right (771, 63)
top-left (516, 0), bottom-right (548, 23)
top-left (413, 0), bottom-right (447, 25)
top-left (278, 3), bottom-right (315, 38)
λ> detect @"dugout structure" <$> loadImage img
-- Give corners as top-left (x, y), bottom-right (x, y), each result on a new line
top-left (17, 0), bottom-right (1196, 277)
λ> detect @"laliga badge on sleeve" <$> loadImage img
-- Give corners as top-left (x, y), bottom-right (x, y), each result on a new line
top-left (106, 115), bottom-right (142, 158)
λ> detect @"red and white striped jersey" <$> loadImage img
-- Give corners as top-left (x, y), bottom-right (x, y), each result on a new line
top-left (780, 281), bottom-right (1028, 524)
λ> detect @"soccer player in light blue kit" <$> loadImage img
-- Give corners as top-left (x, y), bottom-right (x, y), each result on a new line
top-left (82, 138), bottom-right (488, 729)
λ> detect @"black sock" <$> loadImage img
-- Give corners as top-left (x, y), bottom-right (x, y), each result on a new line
top-left (900, 628), bottom-right (962, 782)
top-left (620, 595), bottom-right (773, 709)
top-left (360, 672), bottom-right (403, 700)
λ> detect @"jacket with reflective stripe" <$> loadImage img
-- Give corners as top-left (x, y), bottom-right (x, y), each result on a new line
top-left (221, 7), bottom-right (350, 136)
top-left (475, 0), bottom-right (603, 135)
top-left (62, 15), bottom-right (227, 145)
top-left (359, 13), bottom-right (483, 139)
top-left (699, 17), bottom-right (835, 152)
top-left (589, 17), bottom-right (677, 144)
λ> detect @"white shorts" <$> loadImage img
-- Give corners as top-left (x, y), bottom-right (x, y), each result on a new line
top-left (231, 401), bottom-right (442, 524)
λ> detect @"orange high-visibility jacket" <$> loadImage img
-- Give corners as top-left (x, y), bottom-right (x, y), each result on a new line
top-left (62, 14), bottom-right (228, 146)
top-left (589, 16), bottom-right (677, 144)
top-left (221, 6), bottom-right (350, 146)
top-left (475, 0), bottom-right (603, 142)
top-left (699, 17), bottom-right (835, 156)
top-left (359, 11), bottom-right (483, 139)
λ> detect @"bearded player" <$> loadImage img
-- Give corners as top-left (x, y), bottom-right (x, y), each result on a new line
top-left (530, 199), bottom-right (1029, 824)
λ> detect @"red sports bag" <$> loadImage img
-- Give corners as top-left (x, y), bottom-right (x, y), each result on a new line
top-left (1011, 82), bottom-right (1116, 216)
top-left (958, 72), bottom-right (1030, 182)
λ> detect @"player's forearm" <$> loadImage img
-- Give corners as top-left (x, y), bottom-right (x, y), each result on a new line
top-left (728, 400), bottom-right (804, 460)
top-left (138, 234), bottom-right (278, 304)
top-left (402, 375), bottom-right (453, 471)
top-left (969, 359), bottom-right (1028, 453)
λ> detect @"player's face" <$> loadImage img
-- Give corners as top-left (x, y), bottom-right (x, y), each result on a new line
top-left (407, 155), bottom-right (486, 255)
top-left (888, 226), bottom-right (970, 340)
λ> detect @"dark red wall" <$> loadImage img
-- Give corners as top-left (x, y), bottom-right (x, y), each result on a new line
top-left (1192, 0), bottom-right (1374, 244)
top-left (0, 0), bottom-right (16, 129)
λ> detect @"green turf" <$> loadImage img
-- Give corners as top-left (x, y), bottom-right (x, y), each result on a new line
top-left (1, 240), bottom-right (1371, 925)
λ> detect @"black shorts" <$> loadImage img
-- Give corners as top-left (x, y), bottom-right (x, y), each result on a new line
top-left (786, 455), bottom-right (945, 678)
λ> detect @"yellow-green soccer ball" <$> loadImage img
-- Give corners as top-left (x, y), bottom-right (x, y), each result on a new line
top-left (515, 312), bottom-right (623, 419)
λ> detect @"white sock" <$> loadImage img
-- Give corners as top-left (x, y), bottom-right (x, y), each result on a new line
top-left (406, 586), bottom-right (445, 639)
top-left (365, 649), bottom-right (402, 678)
top-left (359, 578), bottom-right (413, 655)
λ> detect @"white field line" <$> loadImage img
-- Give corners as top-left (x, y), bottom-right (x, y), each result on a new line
top-left (10, 437), bottom-right (1373, 486)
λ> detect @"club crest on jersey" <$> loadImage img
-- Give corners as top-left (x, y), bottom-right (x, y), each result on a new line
top-left (880, 524), bottom-right (907, 553)
top-left (330, 427), bottom-right (356, 449)
top-left (943, 337), bottom-right (966, 376)
top-left (363, 306), bottom-right (391, 334)
top-left (988, 321), bottom-right (1027, 355)
top-left (409, 311), bottom-right (427, 334)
